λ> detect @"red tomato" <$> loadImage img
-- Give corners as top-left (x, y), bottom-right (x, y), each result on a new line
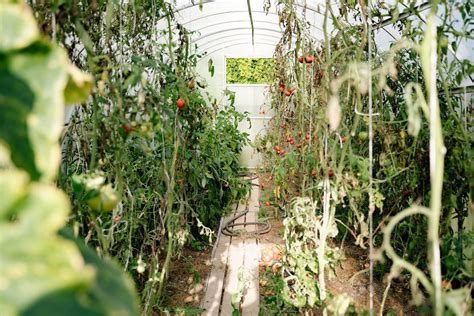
top-left (278, 84), bottom-right (285, 92)
top-left (274, 145), bottom-right (281, 152)
top-left (287, 137), bottom-right (293, 143)
top-left (298, 56), bottom-right (304, 63)
top-left (305, 55), bottom-right (314, 63)
top-left (341, 136), bottom-right (347, 143)
top-left (305, 133), bottom-right (310, 140)
top-left (265, 201), bottom-right (271, 207)
top-left (284, 90), bottom-right (291, 97)
top-left (311, 170), bottom-right (317, 177)
top-left (122, 124), bottom-right (134, 134)
top-left (176, 98), bottom-right (185, 110)
top-left (279, 149), bottom-right (285, 156)
top-left (328, 170), bottom-right (334, 177)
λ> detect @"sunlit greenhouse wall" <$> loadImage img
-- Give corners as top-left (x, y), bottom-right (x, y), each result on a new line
top-left (196, 43), bottom-right (277, 168)
top-left (1, 0), bottom-right (473, 315)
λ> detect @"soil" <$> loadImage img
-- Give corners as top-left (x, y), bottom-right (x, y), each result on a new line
top-left (160, 246), bottom-right (213, 315)
top-left (325, 244), bottom-right (417, 315)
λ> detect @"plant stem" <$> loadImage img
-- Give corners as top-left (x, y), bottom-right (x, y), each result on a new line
top-left (423, 14), bottom-right (444, 316)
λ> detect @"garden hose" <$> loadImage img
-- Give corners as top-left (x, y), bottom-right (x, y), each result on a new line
top-left (221, 204), bottom-right (271, 236)
top-left (221, 177), bottom-right (271, 236)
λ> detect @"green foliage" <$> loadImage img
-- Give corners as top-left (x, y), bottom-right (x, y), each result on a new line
top-left (0, 5), bottom-right (88, 180)
top-left (259, 0), bottom-right (473, 314)
top-left (281, 197), bottom-right (340, 309)
top-left (27, 0), bottom-right (250, 311)
top-left (0, 3), bottom-right (138, 315)
top-left (226, 58), bottom-right (274, 84)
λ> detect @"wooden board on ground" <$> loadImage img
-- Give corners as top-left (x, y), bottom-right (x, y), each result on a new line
top-left (241, 193), bottom-right (260, 316)
top-left (201, 179), bottom-right (262, 315)
top-left (219, 200), bottom-right (247, 315)
top-left (200, 207), bottom-right (236, 315)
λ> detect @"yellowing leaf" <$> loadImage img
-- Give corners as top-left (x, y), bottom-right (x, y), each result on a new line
top-left (326, 95), bottom-right (341, 132)
top-left (0, 3), bottom-right (39, 52)
top-left (64, 64), bottom-right (93, 105)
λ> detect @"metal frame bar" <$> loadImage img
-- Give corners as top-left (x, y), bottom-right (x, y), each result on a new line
top-left (197, 33), bottom-right (281, 51)
top-left (443, 85), bottom-right (474, 95)
top-left (199, 41), bottom-right (278, 59)
top-left (155, 14), bottom-right (322, 43)
top-left (182, 10), bottom-right (279, 26)
top-left (154, 14), bottom-right (285, 42)
top-left (373, 2), bottom-right (431, 30)
top-left (197, 37), bottom-right (279, 53)
top-left (189, 19), bottom-right (322, 35)
top-left (181, 10), bottom-right (322, 33)
top-left (171, 0), bottom-right (333, 17)
top-left (191, 27), bottom-right (285, 43)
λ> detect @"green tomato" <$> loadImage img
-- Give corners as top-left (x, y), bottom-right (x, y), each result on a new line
top-left (439, 36), bottom-right (448, 47)
top-left (358, 131), bottom-right (368, 140)
top-left (87, 184), bottom-right (120, 212)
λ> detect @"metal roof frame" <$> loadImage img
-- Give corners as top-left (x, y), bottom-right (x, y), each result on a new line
top-left (197, 33), bottom-right (281, 51)
top-left (198, 38), bottom-right (278, 54)
top-left (188, 19), bottom-right (322, 35)
top-left (191, 27), bottom-right (284, 43)
top-left (171, 0), bottom-right (332, 17)
top-left (199, 41), bottom-right (278, 59)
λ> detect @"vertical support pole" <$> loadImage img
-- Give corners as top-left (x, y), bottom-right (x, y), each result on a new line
top-left (367, 1), bottom-right (374, 315)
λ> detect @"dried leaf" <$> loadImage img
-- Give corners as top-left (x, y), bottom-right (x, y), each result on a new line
top-left (326, 96), bottom-right (341, 132)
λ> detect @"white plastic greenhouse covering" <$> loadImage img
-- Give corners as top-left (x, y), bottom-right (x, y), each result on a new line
top-left (156, 0), bottom-right (473, 168)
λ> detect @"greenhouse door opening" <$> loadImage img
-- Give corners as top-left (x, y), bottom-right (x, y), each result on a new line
top-left (225, 57), bottom-right (274, 169)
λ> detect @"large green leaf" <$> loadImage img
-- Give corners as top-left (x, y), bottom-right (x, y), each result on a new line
top-left (20, 229), bottom-right (140, 316)
top-left (0, 4), bottom-right (138, 316)
top-left (0, 3), bottom-right (39, 52)
top-left (0, 180), bottom-right (94, 314)
top-left (59, 229), bottom-right (140, 316)
top-left (0, 7), bottom-right (92, 180)
top-left (6, 43), bottom-right (69, 180)
top-left (0, 65), bottom-right (39, 178)
top-left (0, 169), bottom-right (29, 219)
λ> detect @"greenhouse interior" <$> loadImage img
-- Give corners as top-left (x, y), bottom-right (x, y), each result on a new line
top-left (0, 0), bottom-right (473, 315)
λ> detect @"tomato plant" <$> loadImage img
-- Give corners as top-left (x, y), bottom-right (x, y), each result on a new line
top-left (0, 3), bottom-right (138, 314)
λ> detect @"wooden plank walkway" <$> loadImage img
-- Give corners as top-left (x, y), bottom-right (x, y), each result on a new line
top-left (201, 179), bottom-right (260, 315)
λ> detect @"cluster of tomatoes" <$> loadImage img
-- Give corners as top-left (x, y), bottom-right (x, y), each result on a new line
top-left (298, 54), bottom-right (315, 64)
top-left (273, 128), bottom-right (313, 157)
top-left (297, 53), bottom-right (327, 85)
top-left (120, 97), bottom-right (185, 136)
top-left (120, 122), bottom-right (151, 137)
top-left (277, 84), bottom-right (296, 97)
top-left (274, 145), bottom-right (285, 156)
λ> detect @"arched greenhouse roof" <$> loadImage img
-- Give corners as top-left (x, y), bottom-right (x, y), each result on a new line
top-left (156, 0), bottom-right (472, 88)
